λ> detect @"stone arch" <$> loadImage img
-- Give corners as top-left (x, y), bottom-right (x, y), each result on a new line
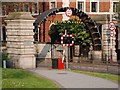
top-left (33, 7), bottom-right (101, 51)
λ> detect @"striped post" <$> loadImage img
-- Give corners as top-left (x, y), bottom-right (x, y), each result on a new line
top-left (62, 49), bottom-right (65, 63)
top-left (61, 33), bottom-right (74, 69)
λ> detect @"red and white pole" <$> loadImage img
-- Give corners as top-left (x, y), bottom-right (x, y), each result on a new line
top-left (62, 49), bottom-right (65, 63)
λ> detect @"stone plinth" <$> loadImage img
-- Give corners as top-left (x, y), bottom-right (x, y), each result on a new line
top-left (102, 24), bottom-right (117, 62)
top-left (92, 51), bottom-right (102, 60)
top-left (5, 12), bottom-right (36, 69)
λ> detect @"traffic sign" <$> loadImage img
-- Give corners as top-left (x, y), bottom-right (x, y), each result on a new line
top-left (61, 34), bottom-right (74, 46)
top-left (65, 8), bottom-right (73, 17)
top-left (110, 30), bottom-right (114, 37)
top-left (108, 22), bottom-right (116, 31)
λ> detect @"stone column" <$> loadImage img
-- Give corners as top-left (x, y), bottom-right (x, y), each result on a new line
top-left (102, 24), bottom-right (117, 62)
top-left (5, 12), bottom-right (36, 69)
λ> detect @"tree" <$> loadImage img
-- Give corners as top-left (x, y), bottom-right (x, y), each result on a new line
top-left (48, 19), bottom-right (90, 46)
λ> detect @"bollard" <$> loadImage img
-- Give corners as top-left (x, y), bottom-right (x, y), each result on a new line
top-left (3, 60), bottom-right (6, 68)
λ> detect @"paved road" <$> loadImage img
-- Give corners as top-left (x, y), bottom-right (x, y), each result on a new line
top-left (29, 68), bottom-right (118, 88)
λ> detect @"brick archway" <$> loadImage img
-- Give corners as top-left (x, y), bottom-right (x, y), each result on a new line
top-left (33, 7), bottom-right (101, 51)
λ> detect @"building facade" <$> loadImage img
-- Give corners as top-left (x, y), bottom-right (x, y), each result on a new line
top-left (1, 0), bottom-right (120, 64)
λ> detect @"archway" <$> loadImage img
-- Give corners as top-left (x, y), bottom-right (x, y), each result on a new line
top-left (33, 7), bottom-right (101, 51)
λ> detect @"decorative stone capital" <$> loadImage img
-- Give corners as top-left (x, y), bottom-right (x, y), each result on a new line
top-left (5, 12), bottom-right (35, 20)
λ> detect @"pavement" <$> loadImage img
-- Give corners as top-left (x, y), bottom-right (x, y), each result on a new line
top-left (29, 68), bottom-right (118, 89)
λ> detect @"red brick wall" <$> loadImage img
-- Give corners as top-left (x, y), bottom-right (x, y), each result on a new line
top-left (99, 2), bottom-right (110, 12)
top-left (86, 1), bottom-right (90, 12)
top-left (5, 3), bottom-right (9, 15)
top-left (38, 2), bottom-right (49, 13)
top-left (45, 22), bottom-right (51, 42)
top-left (70, 1), bottom-right (76, 7)
top-left (2, 1), bottom-right (112, 43)
top-left (57, 1), bottom-right (62, 8)
top-left (38, 2), bottom-right (43, 13)
top-left (86, 1), bottom-right (110, 12)
top-left (45, 2), bottom-right (49, 10)
top-left (39, 14), bottom-right (63, 42)
top-left (29, 2), bottom-right (32, 13)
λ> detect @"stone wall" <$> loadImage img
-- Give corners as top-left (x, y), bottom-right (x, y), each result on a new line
top-left (36, 43), bottom-right (63, 67)
top-left (5, 12), bottom-right (36, 69)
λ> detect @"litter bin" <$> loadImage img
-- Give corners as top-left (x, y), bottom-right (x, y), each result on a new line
top-left (58, 58), bottom-right (64, 69)
top-left (52, 58), bottom-right (58, 69)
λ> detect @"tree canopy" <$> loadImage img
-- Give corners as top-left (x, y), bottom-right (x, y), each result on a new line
top-left (49, 19), bottom-right (90, 46)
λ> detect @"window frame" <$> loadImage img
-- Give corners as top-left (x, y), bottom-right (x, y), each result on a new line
top-left (14, 3), bottom-right (19, 12)
top-left (49, 0), bottom-right (56, 9)
top-left (90, 0), bottom-right (99, 13)
top-left (112, 1), bottom-right (119, 13)
top-left (32, 3), bottom-right (37, 14)
top-left (2, 4), bottom-right (6, 15)
top-left (23, 3), bottom-right (29, 12)
top-left (76, 0), bottom-right (86, 12)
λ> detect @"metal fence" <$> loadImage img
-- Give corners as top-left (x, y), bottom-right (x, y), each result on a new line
top-left (69, 60), bottom-right (119, 75)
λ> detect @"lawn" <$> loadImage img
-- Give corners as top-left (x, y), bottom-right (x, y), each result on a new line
top-left (2, 68), bottom-right (58, 88)
top-left (72, 70), bottom-right (119, 83)
top-left (0, 68), bottom-right (2, 89)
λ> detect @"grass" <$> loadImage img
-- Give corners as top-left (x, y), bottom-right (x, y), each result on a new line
top-left (72, 70), bottom-right (119, 83)
top-left (0, 68), bottom-right (2, 89)
top-left (2, 68), bottom-right (58, 88)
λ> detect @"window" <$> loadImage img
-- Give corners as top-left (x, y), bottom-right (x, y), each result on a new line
top-left (19, 3), bottom-right (23, 11)
top-left (2, 5), bottom-right (6, 15)
top-left (78, 1), bottom-right (84, 11)
top-left (24, 3), bottom-right (29, 12)
top-left (32, 3), bottom-right (37, 14)
top-left (14, 3), bottom-right (19, 12)
top-left (91, 2), bottom-right (98, 12)
top-left (113, 2), bottom-right (119, 13)
top-left (50, 2), bottom-right (56, 9)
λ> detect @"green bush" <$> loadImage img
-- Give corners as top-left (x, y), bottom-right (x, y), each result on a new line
top-left (0, 52), bottom-right (10, 61)
top-left (0, 52), bottom-right (13, 68)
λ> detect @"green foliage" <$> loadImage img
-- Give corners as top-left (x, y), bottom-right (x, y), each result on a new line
top-left (2, 69), bottom-right (58, 88)
top-left (0, 52), bottom-right (10, 61)
top-left (49, 19), bottom-right (90, 46)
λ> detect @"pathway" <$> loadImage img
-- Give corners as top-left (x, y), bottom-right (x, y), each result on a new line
top-left (29, 68), bottom-right (118, 89)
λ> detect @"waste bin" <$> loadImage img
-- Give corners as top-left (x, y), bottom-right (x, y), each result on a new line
top-left (58, 58), bottom-right (64, 69)
top-left (2, 60), bottom-right (13, 68)
top-left (52, 58), bottom-right (58, 69)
